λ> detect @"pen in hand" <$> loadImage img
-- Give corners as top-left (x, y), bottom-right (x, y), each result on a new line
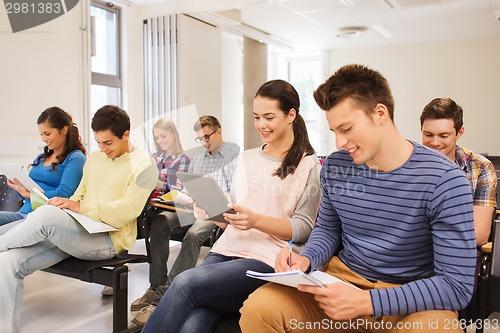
top-left (288, 240), bottom-right (293, 268)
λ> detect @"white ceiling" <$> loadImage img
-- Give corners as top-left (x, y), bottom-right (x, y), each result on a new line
top-left (131, 0), bottom-right (500, 51)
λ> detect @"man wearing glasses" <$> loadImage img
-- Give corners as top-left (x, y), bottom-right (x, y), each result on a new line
top-left (131, 115), bottom-right (240, 326)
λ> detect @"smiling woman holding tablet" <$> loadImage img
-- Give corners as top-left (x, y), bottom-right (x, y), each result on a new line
top-left (143, 79), bottom-right (322, 333)
top-left (0, 107), bottom-right (86, 230)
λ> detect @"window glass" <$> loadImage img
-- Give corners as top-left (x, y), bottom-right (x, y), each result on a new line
top-left (288, 59), bottom-right (324, 155)
top-left (89, 1), bottom-right (121, 153)
top-left (268, 50), bottom-right (327, 156)
top-left (90, 5), bottom-right (118, 76)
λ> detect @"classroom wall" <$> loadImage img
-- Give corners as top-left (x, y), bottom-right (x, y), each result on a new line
top-left (325, 39), bottom-right (500, 156)
top-left (176, 14), bottom-right (222, 152)
top-left (243, 37), bottom-right (267, 150)
top-left (220, 33), bottom-right (244, 149)
top-left (0, 1), bottom-right (228, 168)
top-left (0, 0), bottom-right (145, 165)
top-left (0, 1), bottom-right (87, 166)
top-left (2, 0), bottom-right (499, 168)
top-left (135, 3), bottom-right (249, 150)
top-left (122, 3), bottom-right (145, 145)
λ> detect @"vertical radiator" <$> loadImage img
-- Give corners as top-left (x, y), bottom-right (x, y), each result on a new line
top-left (143, 15), bottom-right (178, 152)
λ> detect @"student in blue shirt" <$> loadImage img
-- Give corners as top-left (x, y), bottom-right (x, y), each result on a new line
top-left (0, 107), bottom-right (86, 230)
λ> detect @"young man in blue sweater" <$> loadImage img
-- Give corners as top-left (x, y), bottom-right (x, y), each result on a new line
top-left (240, 64), bottom-right (476, 333)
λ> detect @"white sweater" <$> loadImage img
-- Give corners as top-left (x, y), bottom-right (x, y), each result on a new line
top-left (210, 147), bottom-right (320, 267)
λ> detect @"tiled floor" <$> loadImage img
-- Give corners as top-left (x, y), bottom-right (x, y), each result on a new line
top-left (20, 241), bottom-right (500, 332)
top-left (21, 241), bottom-right (208, 333)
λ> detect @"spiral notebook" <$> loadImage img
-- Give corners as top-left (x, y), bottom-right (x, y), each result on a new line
top-left (245, 269), bottom-right (360, 289)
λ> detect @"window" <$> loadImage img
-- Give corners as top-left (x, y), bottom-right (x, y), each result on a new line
top-left (90, 0), bottom-right (121, 151)
top-left (269, 51), bottom-right (328, 156)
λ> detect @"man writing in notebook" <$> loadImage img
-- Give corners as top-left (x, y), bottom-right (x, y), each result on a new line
top-left (130, 115), bottom-right (239, 326)
top-left (0, 105), bottom-right (157, 333)
top-left (239, 64), bottom-right (477, 333)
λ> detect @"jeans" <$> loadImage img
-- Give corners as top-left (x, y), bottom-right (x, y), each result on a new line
top-left (0, 217), bottom-right (26, 236)
top-left (0, 211), bottom-right (26, 227)
top-left (151, 219), bottom-right (217, 305)
top-left (0, 205), bottom-right (115, 333)
top-left (149, 210), bottom-right (195, 289)
top-left (143, 252), bottom-right (274, 333)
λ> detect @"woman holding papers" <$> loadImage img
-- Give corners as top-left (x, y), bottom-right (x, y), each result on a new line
top-left (151, 117), bottom-right (191, 198)
top-left (143, 80), bottom-right (321, 333)
top-left (0, 107), bottom-right (86, 229)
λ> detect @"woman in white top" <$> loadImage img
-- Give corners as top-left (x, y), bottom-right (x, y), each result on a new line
top-left (143, 79), bottom-right (321, 333)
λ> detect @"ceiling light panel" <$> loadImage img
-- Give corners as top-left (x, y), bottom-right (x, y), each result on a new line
top-left (308, 9), bottom-right (354, 30)
top-left (387, 0), bottom-right (446, 8)
top-left (371, 24), bottom-right (394, 38)
top-left (337, 0), bottom-right (355, 6)
top-left (281, 0), bottom-right (346, 11)
top-left (441, 0), bottom-right (490, 13)
top-left (241, 1), bottom-right (296, 19)
top-left (446, 10), bottom-right (498, 40)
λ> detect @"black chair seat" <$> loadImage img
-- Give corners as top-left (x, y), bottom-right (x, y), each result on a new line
top-left (43, 252), bottom-right (150, 332)
top-left (43, 252), bottom-right (148, 282)
top-left (0, 175), bottom-right (24, 212)
top-left (42, 194), bottom-right (154, 333)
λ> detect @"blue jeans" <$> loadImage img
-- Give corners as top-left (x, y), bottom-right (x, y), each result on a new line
top-left (0, 213), bottom-right (26, 236)
top-left (149, 210), bottom-right (196, 289)
top-left (0, 205), bottom-right (115, 333)
top-left (150, 216), bottom-right (217, 305)
top-left (143, 253), bottom-right (274, 333)
top-left (0, 211), bottom-right (26, 227)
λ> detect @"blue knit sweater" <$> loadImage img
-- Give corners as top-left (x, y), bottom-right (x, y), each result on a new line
top-left (301, 142), bottom-right (476, 317)
top-left (19, 150), bottom-right (86, 214)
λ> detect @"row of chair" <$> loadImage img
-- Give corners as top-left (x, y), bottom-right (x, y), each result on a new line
top-left (0, 175), bottom-right (229, 332)
top-left (469, 213), bottom-right (500, 333)
top-left (1, 174), bottom-right (499, 333)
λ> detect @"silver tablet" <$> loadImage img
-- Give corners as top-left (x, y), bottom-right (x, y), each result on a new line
top-left (176, 172), bottom-right (235, 223)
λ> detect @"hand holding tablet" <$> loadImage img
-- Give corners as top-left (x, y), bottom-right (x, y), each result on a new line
top-left (176, 171), bottom-right (235, 223)
top-left (0, 163), bottom-right (43, 192)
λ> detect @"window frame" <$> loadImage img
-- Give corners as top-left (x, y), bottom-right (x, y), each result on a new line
top-left (90, 0), bottom-right (122, 93)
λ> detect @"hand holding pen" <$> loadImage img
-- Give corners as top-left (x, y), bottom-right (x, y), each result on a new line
top-left (274, 242), bottom-right (311, 273)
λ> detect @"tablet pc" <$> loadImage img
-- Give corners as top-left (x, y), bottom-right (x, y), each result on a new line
top-left (0, 163), bottom-right (43, 192)
top-left (176, 172), bottom-right (235, 223)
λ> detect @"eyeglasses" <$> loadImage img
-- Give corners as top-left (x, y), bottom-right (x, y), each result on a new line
top-left (194, 129), bottom-right (218, 144)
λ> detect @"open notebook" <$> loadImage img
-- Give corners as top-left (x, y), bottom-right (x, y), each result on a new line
top-left (246, 269), bottom-right (360, 289)
top-left (30, 188), bottom-right (117, 234)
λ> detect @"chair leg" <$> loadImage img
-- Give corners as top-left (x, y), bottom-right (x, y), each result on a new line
top-left (112, 265), bottom-right (129, 333)
top-left (475, 275), bottom-right (489, 333)
top-left (458, 309), bottom-right (467, 333)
